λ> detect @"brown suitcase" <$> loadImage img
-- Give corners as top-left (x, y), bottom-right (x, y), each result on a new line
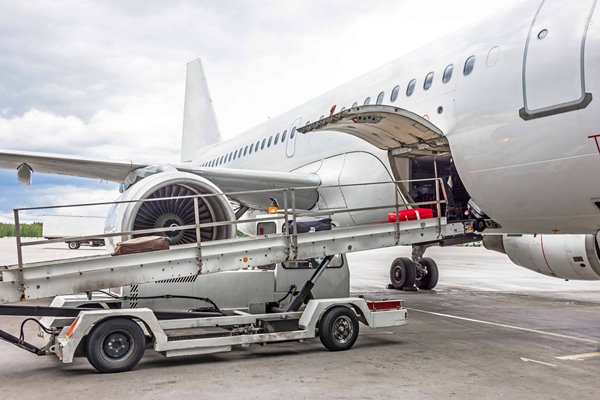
top-left (112, 236), bottom-right (170, 256)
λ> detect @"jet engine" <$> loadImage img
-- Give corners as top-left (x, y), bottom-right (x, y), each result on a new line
top-left (105, 171), bottom-right (236, 247)
top-left (483, 234), bottom-right (600, 280)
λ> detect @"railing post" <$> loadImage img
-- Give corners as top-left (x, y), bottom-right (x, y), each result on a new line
top-left (291, 188), bottom-right (298, 260)
top-left (283, 189), bottom-right (290, 261)
top-left (193, 196), bottom-right (203, 272)
top-left (433, 160), bottom-right (442, 234)
top-left (394, 181), bottom-right (401, 243)
top-left (13, 209), bottom-right (25, 298)
top-left (435, 179), bottom-right (442, 234)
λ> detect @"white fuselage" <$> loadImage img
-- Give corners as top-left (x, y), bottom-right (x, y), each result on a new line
top-left (190, 0), bottom-right (600, 235)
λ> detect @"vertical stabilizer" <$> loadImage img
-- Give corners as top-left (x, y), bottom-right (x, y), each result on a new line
top-left (181, 59), bottom-right (221, 162)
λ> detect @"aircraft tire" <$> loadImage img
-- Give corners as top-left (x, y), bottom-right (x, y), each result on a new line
top-left (415, 257), bottom-right (439, 290)
top-left (389, 257), bottom-right (416, 290)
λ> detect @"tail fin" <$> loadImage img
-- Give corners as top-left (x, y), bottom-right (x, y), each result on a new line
top-left (181, 59), bottom-right (221, 162)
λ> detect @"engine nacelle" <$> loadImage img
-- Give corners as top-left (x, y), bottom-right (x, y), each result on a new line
top-left (483, 234), bottom-right (600, 280)
top-left (105, 171), bottom-right (236, 248)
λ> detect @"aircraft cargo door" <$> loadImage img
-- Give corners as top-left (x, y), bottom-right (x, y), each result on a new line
top-left (520, 0), bottom-right (596, 120)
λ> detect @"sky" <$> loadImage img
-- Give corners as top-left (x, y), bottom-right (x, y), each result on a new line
top-left (0, 0), bottom-right (515, 222)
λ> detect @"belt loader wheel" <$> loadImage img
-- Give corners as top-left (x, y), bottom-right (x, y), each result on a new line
top-left (85, 317), bottom-right (146, 373)
top-left (68, 241), bottom-right (80, 250)
top-left (389, 257), bottom-right (416, 290)
top-left (415, 257), bottom-right (439, 290)
top-left (318, 306), bottom-right (359, 351)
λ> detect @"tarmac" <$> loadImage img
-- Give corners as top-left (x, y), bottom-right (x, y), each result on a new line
top-left (0, 238), bottom-right (599, 399)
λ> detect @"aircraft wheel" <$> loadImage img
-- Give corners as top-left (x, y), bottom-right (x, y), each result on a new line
top-left (415, 257), bottom-right (439, 290)
top-left (319, 306), bottom-right (359, 351)
top-left (68, 241), bottom-right (81, 250)
top-left (85, 317), bottom-right (146, 373)
top-left (389, 257), bottom-right (416, 290)
top-left (474, 218), bottom-right (486, 232)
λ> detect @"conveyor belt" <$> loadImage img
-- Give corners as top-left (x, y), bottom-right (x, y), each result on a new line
top-left (1, 218), bottom-right (466, 304)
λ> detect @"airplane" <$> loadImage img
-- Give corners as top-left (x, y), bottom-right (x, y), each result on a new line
top-left (0, 0), bottom-right (599, 290)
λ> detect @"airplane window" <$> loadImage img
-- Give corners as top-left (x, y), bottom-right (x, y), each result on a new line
top-left (406, 79), bottom-right (416, 96)
top-left (249, 144), bottom-right (254, 154)
top-left (464, 56), bottom-right (476, 76)
top-left (340, 107), bottom-right (346, 112)
top-left (282, 130), bottom-right (288, 142)
top-left (352, 102), bottom-right (358, 108)
top-left (290, 127), bottom-right (296, 139)
top-left (274, 133), bottom-right (280, 145)
top-left (261, 138), bottom-right (266, 149)
top-left (376, 91), bottom-right (385, 105)
top-left (305, 120), bottom-right (311, 125)
top-left (233, 150), bottom-right (238, 160)
top-left (319, 115), bottom-right (325, 120)
top-left (443, 64), bottom-right (454, 83)
top-left (363, 97), bottom-right (371, 105)
top-left (423, 72), bottom-right (434, 90)
top-left (219, 156), bottom-right (223, 165)
top-left (267, 136), bottom-right (273, 147)
top-left (255, 141), bottom-right (260, 151)
top-left (228, 153), bottom-right (232, 161)
top-left (243, 146), bottom-right (248, 156)
top-left (390, 85), bottom-right (400, 102)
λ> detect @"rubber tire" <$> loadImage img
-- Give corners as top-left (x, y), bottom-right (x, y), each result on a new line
top-left (318, 306), bottom-right (359, 351)
top-left (68, 241), bottom-right (81, 250)
top-left (474, 218), bottom-right (486, 232)
top-left (416, 257), bottom-right (439, 290)
top-left (85, 317), bottom-right (146, 373)
top-left (389, 257), bottom-right (416, 289)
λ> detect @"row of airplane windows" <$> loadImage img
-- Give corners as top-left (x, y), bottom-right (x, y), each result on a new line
top-left (201, 127), bottom-right (297, 167)
top-left (202, 54), bottom-right (478, 168)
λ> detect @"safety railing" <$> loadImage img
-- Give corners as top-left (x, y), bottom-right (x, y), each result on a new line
top-left (10, 178), bottom-right (447, 294)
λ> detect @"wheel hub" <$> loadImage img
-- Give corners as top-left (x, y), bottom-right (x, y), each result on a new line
top-left (103, 332), bottom-right (131, 359)
top-left (333, 316), bottom-right (353, 343)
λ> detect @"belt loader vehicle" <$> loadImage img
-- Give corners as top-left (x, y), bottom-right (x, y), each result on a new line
top-left (0, 180), bottom-right (479, 373)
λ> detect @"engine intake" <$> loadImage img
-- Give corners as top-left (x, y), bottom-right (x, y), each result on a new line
top-left (483, 234), bottom-right (600, 280)
top-left (105, 171), bottom-right (235, 247)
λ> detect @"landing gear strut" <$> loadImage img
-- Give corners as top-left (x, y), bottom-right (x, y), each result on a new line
top-left (388, 244), bottom-right (439, 291)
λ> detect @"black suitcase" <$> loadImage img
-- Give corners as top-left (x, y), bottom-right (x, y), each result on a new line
top-left (287, 217), bottom-right (334, 234)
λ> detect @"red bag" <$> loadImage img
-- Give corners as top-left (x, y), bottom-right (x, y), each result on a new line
top-left (388, 208), bottom-right (434, 222)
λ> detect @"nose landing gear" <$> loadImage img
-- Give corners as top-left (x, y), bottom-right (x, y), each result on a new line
top-left (387, 244), bottom-right (439, 291)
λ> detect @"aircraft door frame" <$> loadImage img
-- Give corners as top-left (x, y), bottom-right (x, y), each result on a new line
top-left (286, 118), bottom-right (301, 158)
top-left (520, 0), bottom-right (596, 120)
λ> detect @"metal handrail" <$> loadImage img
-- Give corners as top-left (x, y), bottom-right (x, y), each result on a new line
top-left (11, 177), bottom-right (447, 292)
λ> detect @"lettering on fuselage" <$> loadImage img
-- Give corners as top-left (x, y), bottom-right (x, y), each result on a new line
top-left (589, 134), bottom-right (600, 155)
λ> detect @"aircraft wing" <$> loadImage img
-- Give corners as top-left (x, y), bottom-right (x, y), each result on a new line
top-left (0, 149), bottom-right (320, 209)
top-left (0, 149), bottom-right (143, 182)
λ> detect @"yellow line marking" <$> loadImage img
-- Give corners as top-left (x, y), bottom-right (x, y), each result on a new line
top-left (556, 352), bottom-right (600, 361)
top-left (520, 357), bottom-right (557, 367)
top-left (409, 308), bottom-right (599, 344)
